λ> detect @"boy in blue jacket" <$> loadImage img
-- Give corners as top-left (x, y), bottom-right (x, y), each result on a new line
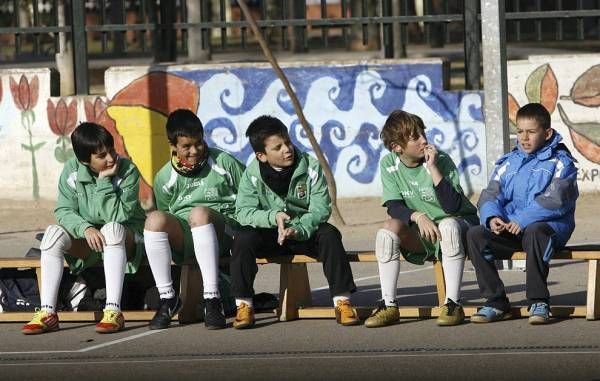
top-left (467, 103), bottom-right (578, 324)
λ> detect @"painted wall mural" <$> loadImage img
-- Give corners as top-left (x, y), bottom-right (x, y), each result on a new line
top-left (105, 60), bottom-right (486, 201)
top-left (508, 55), bottom-right (600, 188)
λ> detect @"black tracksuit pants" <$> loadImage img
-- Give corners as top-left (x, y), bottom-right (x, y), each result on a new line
top-left (230, 223), bottom-right (357, 298)
top-left (467, 222), bottom-right (556, 311)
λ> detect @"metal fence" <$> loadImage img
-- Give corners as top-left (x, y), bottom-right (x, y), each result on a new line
top-left (1, 0), bottom-right (600, 95)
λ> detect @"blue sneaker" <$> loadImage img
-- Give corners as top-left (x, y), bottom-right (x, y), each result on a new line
top-left (471, 306), bottom-right (512, 323)
top-left (528, 302), bottom-right (550, 325)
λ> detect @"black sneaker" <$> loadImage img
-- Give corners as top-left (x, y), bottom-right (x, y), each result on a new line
top-left (149, 296), bottom-right (181, 330)
top-left (204, 297), bottom-right (226, 330)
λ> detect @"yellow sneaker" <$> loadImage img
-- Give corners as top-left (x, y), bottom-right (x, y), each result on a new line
top-left (22, 309), bottom-right (59, 335)
top-left (364, 301), bottom-right (400, 328)
top-left (335, 300), bottom-right (360, 326)
top-left (233, 303), bottom-right (255, 329)
top-left (95, 309), bottom-right (125, 333)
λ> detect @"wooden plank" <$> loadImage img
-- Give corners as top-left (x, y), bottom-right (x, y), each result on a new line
top-left (278, 263), bottom-right (313, 321)
top-left (586, 259), bottom-right (600, 320)
top-left (433, 260), bottom-right (446, 306)
top-left (178, 264), bottom-right (203, 324)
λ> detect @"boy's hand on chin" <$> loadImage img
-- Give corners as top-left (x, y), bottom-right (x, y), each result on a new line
top-left (98, 158), bottom-right (120, 179)
top-left (424, 144), bottom-right (438, 168)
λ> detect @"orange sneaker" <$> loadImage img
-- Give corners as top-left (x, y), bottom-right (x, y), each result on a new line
top-left (22, 309), bottom-right (59, 335)
top-left (95, 309), bottom-right (125, 333)
top-left (335, 300), bottom-right (360, 326)
top-left (233, 303), bottom-right (255, 329)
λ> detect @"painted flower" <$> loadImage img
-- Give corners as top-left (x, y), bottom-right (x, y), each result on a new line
top-left (47, 98), bottom-right (78, 136)
top-left (9, 75), bottom-right (39, 111)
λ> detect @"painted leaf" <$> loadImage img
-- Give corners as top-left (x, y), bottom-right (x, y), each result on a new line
top-left (568, 65), bottom-right (600, 107)
top-left (54, 146), bottom-right (67, 163)
top-left (557, 103), bottom-right (600, 164)
top-left (508, 93), bottom-right (520, 133)
top-left (525, 64), bottom-right (558, 113)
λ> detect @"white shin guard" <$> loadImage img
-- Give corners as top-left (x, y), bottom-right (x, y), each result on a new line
top-left (100, 222), bottom-right (127, 311)
top-left (40, 225), bottom-right (72, 312)
top-left (375, 229), bottom-right (402, 306)
top-left (438, 218), bottom-right (468, 304)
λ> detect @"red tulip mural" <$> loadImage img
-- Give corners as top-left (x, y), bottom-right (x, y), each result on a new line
top-left (10, 75), bottom-right (44, 200)
top-left (47, 98), bottom-right (77, 163)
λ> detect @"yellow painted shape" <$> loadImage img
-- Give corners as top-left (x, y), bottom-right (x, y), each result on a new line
top-left (107, 105), bottom-right (171, 186)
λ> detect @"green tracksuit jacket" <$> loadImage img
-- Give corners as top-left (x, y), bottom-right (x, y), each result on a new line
top-left (235, 151), bottom-right (331, 242)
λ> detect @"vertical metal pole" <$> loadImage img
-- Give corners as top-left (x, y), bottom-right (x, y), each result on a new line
top-left (382, 0), bottom-right (393, 58)
top-left (292, 0), bottom-right (306, 53)
top-left (481, 0), bottom-right (509, 180)
top-left (112, 0), bottom-right (126, 54)
top-left (71, 0), bottom-right (89, 95)
top-left (464, 0), bottom-right (481, 90)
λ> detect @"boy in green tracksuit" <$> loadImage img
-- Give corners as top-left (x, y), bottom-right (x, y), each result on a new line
top-left (22, 122), bottom-right (146, 335)
top-left (143, 109), bottom-right (245, 330)
top-left (365, 110), bottom-right (478, 328)
top-left (230, 115), bottom-right (359, 329)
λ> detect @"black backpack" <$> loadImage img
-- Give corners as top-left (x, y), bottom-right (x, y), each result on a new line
top-left (0, 268), bottom-right (41, 312)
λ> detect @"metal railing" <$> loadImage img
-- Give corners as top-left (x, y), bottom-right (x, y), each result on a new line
top-left (1, 0), bottom-right (600, 95)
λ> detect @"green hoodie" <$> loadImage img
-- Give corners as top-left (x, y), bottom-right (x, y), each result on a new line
top-left (235, 151), bottom-right (331, 241)
top-left (54, 156), bottom-right (146, 238)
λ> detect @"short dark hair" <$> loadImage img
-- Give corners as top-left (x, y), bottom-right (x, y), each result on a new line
top-left (380, 110), bottom-right (426, 151)
top-left (246, 115), bottom-right (288, 153)
top-left (516, 103), bottom-right (551, 130)
top-left (166, 109), bottom-right (203, 145)
top-left (71, 122), bottom-right (114, 163)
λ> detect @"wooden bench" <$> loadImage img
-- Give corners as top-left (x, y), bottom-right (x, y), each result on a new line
top-left (1, 244), bottom-right (599, 322)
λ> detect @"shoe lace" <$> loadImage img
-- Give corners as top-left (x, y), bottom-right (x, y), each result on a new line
top-left (444, 299), bottom-right (458, 315)
top-left (29, 308), bottom-right (46, 324)
top-left (530, 303), bottom-right (548, 315)
top-left (101, 310), bottom-right (120, 322)
top-left (337, 300), bottom-right (355, 317)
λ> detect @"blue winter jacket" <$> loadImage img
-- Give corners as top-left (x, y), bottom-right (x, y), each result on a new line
top-left (478, 130), bottom-right (578, 249)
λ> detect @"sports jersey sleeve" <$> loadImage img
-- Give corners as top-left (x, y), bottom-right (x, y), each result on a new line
top-left (288, 163), bottom-right (332, 241)
top-left (91, 160), bottom-right (142, 224)
top-left (434, 154), bottom-right (463, 214)
top-left (511, 156), bottom-right (578, 230)
top-left (153, 167), bottom-right (173, 212)
top-left (235, 170), bottom-right (279, 228)
top-left (380, 157), bottom-right (403, 205)
top-left (54, 164), bottom-right (93, 238)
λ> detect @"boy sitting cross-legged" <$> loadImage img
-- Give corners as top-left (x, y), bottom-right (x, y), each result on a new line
top-left (22, 122), bottom-right (146, 335)
top-left (144, 109), bottom-right (245, 330)
top-left (230, 115), bottom-right (360, 329)
top-left (468, 103), bottom-right (578, 324)
top-left (365, 110), bottom-right (478, 328)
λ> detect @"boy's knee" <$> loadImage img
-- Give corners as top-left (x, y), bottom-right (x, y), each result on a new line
top-left (439, 218), bottom-right (465, 259)
top-left (383, 218), bottom-right (410, 236)
top-left (100, 222), bottom-right (126, 246)
top-left (466, 224), bottom-right (486, 242)
top-left (315, 223), bottom-right (341, 241)
top-left (188, 206), bottom-right (212, 227)
top-left (375, 228), bottom-right (401, 263)
top-left (523, 222), bottom-right (552, 240)
top-left (145, 211), bottom-right (171, 232)
top-left (232, 227), bottom-right (261, 250)
top-left (40, 225), bottom-right (71, 255)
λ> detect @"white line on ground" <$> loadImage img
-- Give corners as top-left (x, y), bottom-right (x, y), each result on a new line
top-left (0, 329), bottom-right (163, 355)
top-left (310, 266), bottom-right (433, 291)
top-left (2, 349), bottom-right (600, 366)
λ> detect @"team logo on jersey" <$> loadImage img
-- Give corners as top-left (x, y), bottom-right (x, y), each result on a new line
top-left (205, 187), bottom-right (218, 201)
top-left (295, 183), bottom-right (307, 199)
top-left (419, 188), bottom-right (435, 202)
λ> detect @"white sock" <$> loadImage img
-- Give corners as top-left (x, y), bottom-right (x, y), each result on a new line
top-left (144, 230), bottom-right (175, 300)
top-left (40, 251), bottom-right (65, 313)
top-left (332, 292), bottom-right (351, 306)
top-left (103, 241), bottom-right (127, 312)
top-left (236, 297), bottom-right (253, 308)
top-left (442, 254), bottom-right (464, 304)
top-left (191, 224), bottom-right (220, 300)
top-left (378, 259), bottom-right (400, 306)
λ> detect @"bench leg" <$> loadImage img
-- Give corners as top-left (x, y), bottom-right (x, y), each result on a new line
top-left (178, 264), bottom-right (203, 324)
top-left (586, 259), bottom-right (600, 320)
top-left (278, 263), bottom-right (312, 321)
top-left (434, 260), bottom-right (446, 307)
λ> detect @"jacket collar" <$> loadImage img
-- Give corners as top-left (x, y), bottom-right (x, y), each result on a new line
top-left (497, 129), bottom-right (563, 164)
top-left (76, 161), bottom-right (96, 183)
